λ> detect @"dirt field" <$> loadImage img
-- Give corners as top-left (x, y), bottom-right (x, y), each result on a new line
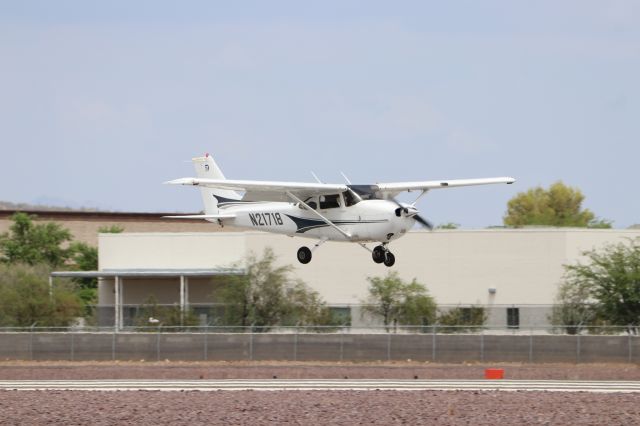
top-left (1, 362), bottom-right (640, 425)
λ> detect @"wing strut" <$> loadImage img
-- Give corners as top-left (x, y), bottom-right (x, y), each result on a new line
top-left (286, 192), bottom-right (352, 239)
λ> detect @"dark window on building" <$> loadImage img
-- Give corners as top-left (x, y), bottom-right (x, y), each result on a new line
top-left (507, 307), bottom-right (520, 329)
top-left (460, 307), bottom-right (472, 323)
top-left (329, 307), bottom-right (351, 326)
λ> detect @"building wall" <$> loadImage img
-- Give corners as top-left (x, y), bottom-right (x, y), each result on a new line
top-left (0, 210), bottom-right (238, 246)
top-left (97, 229), bottom-right (640, 327)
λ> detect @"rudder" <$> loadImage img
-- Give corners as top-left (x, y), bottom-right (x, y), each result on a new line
top-left (192, 153), bottom-right (241, 214)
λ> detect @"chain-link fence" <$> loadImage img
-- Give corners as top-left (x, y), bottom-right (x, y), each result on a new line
top-left (1, 326), bottom-right (638, 363)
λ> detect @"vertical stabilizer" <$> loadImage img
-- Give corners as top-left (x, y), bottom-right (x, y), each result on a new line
top-left (192, 154), bottom-right (241, 214)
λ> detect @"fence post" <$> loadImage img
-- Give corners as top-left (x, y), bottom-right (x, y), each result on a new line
top-left (204, 329), bottom-right (208, 361)
top-left (529, 328), bottom-right (533, 363)
top-left (29, 323), bottom-right (36, 361)
top-left (156, 326), bottom-right (162, 362)
top-left (70, 333), bottom-right (74, 361)
top-left (432, 325), bottom-right (437, 362)
top-left (112, 331), bottom-right (116, 361)
top-left (576, 333), bottom-right (581, 364)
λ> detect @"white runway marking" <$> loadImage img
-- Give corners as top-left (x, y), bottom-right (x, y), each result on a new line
top-left (1, 379), bottom-right (640, 393)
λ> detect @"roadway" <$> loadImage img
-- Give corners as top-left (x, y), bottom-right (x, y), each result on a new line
top-left (1, 379), bottom-right (640, 393)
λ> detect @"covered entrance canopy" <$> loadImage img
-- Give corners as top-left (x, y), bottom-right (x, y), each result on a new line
top-left (50, 268), bottom-right (245, 330)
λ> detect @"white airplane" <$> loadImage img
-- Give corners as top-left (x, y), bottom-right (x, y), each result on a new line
top-left (166, 154), bottom-right (515, 267)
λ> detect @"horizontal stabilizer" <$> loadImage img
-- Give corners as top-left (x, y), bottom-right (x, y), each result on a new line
top-left (162, 214), bottom-right (236, 220)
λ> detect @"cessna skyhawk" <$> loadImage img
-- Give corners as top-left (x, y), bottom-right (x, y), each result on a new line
top-left (166, 154), bottom-right (515, 267)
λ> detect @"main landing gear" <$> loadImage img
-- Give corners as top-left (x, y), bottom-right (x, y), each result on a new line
top-left (297, 246), bottom-right (312, 264)
top-left (296, 239), bottom-right (327, 264)
top-left (297, 241), bottom-right (395, 267)
top-left (372, 245), bottom-right (395, 267)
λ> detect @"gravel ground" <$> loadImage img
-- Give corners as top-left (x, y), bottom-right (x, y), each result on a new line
top-left (1, 389), bottom-right (639, 425)
top-left (1, 362), bottom-right (640, 425)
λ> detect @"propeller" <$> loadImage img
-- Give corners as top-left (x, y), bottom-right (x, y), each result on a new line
top-left (391, 198), bottom-right (433, 230)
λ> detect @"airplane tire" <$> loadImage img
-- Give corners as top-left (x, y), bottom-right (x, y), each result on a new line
top-left (297, 246), bottom-right (312, 264)
top-left (383, 252), bottom-right (396, 267)
top-left (372, 246), bottom-right (385, 264)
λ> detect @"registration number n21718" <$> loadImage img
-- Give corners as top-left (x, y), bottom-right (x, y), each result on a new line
top-left (249, 212), bottom-right (284, 226)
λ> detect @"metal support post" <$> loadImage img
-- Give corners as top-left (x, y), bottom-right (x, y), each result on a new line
top-left (48, 276), bottom-right (53, 300)
top-left (114, 276), bottom-right (120, 332)
top-left (529, 328), bottom-right (533, 363)
top-left (204, 330), bottom-right (208, 361)
top-left (180, 275), bottom-right (185, 325)
top-left (432, 325), bottom-right (437, 361)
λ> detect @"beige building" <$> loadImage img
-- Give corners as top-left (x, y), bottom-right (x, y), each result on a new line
top-left (0, 209), bottom-right (239, 246)
top-left (92, 228), bottom-right (640, 329)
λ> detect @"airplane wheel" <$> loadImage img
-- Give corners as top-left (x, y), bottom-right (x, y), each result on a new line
top-left (297, 246), bottom-right (312, 264)
top-left (383, 252), bottom-right (396, 267)
top-left (372, 245), bottom-right (385, 264)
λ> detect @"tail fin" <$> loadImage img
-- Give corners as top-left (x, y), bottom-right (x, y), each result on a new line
top-left (192, 153), bottom-right (241, 214)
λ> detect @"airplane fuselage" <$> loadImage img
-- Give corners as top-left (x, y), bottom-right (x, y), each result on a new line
top-left (212, 199), bottom-right (416, 243)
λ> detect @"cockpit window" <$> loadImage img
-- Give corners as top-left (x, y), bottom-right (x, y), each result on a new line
top-left (343, 190), bottom-right (358, 207)
top-left (319, 194), bottom-right (340, 209)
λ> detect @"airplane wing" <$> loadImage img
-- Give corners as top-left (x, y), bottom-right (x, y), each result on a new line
top-left (374, 177), bottom-right (515, 197)
top-left (165, 178), bottom-right (348, 202)
top-left (162, 213), bottom-right (236, 219)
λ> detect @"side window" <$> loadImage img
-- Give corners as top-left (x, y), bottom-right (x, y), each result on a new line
top-left (301, 197), bottom-right (318, 210)
top-left (319, 194), bottom-right (340, 209)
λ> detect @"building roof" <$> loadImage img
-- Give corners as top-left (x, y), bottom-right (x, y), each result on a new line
top-left (51, 268), bottom-right (245, 278)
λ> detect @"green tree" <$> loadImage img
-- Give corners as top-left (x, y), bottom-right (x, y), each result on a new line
top-left (503, 181), bottom-right (610, 228)
top-left (361, 271), bottom-right (436, 331)
top-left (436, 222), bottom-right (459, 230)
top-left (561, 239), bottom-right (640, 334)
top-left (549, 279), bottom-right (598, 335)
top-left (69, 226), bottom-right (123, 304)
top-left (437, 306), bottom-right (487, 333)
top-left (98, 225), bottom-right (125, 233)
top-left (0, 213), bottom-right (73, 267)
top-left (215, 248), bottom-right (338, 330)
top-left (0, 263), bottom-right (83, 327)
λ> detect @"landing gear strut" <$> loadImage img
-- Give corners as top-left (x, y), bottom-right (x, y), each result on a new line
top-left (297, 246), bottom-right (312, 264)
top-left (372, 244), bottom-right (396, 267)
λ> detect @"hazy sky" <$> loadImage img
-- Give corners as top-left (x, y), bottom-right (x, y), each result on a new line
top-left (1, 1), bottom-right (638, 227)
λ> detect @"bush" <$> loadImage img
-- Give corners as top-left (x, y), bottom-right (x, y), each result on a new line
top-left (0, 263), bottom-right (83, 327)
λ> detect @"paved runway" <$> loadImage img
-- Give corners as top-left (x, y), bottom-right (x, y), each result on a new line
top-left (1, 379), bottom-right (640, 393)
